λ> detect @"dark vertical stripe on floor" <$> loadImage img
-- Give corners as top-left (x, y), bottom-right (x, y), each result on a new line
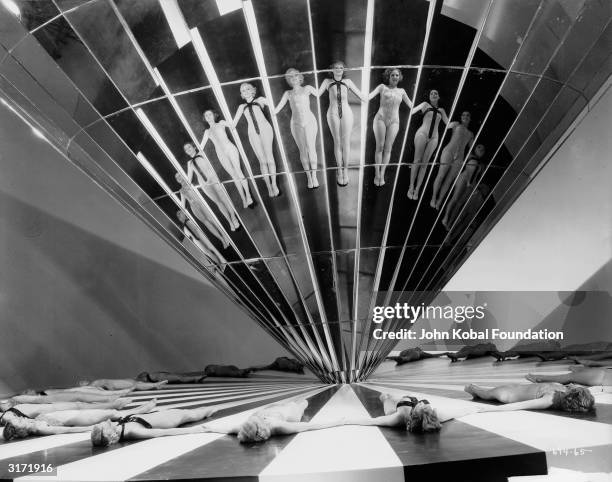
top-left (352, 384), bottom-right (548, 482)
top-left (0, 385), bottom-right (323, 479)
top-left (129, 386), bottom-right (340, 481)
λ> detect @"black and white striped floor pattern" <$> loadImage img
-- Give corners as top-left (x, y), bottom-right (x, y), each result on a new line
top-left (1, 358), bottom-right (610, 482)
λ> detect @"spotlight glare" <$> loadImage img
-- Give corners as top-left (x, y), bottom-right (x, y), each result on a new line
top-left (1, 0), bottom-right (20, 17)
top-left (158, 0), bottom-right (191, 49)
top-left (216, 0), bottom-right (241, 16)
top-left (31, 127), bottom-right (46, 140)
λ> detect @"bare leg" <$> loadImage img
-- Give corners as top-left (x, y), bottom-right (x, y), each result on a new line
top-left (373, 118), bottom-right (387, 186)
top-left (414, 138), bottom-right (438, 200)
top-left (437, 160), bottom-right (462, 209)
top-left (380, 123), bottom-right (400, 185)
top-left (249, 131), bottom-right (273, 196)
top-left (340, 109), bottom-right (354, 185)
top-left (142, 407), bottom-right (216, 429)
top-left (431, 148), bottom-right (451, 207)
top-left (327, 110), bottom-right (344, 183)
top-left (212, 186), bottom-right (240, 230)
top-left (464, 384), bottom-right (520, 403)
top-left (134, 381), bottom-right (168, 391)
top-left (527, 368), bottom-right (605, 386)
top-left (291, 122), bottom-right (314, 188)
top-left (259, 126), bottom-right (279, 195)
top-left (410, 132), bottom-right (428, 197)
top-left (305, 119), bottom-right (319, 187)
top-left (228, 147), bottom-right (253, 207)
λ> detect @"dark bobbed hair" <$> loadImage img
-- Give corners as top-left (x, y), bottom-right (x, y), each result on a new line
top-left (202, 109), bottom-right (220, 126)
top-left (382, 68), bottom-right (403, 85)
top-left (551, 388), bottom-right (595, 412)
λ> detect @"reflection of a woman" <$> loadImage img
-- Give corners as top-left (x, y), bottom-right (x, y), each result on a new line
top-left (430, 111), bottom-right (474, 209)
top-left (184, 143), bottom-right (240, 231)
top-left (441, 144), bottom-right (485, 229)
top-left (175, 173), bottom-right (229, 249)
top-left (233, 83), bottom-right (279, 197)
top-left (176, 210), bottom-right (224, 268)
top-left (408, 89), bottom-right (448, 200)
top-left (318, 61), bottom-right (365, 186)
top-left (202, 110), bottom-right (253, 208)
top-left (274, 68), bottom-right (319, 189)
top-left (369, 68), bottom-right (413, 186)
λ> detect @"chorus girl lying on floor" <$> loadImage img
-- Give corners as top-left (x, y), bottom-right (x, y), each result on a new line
top-left (2, 400), bottom-right (156, 441)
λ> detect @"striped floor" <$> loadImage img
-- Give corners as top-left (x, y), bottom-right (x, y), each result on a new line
top-left (1, 358), bottom-right (610, 481)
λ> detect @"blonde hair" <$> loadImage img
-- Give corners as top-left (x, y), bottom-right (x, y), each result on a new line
top-left (236, 415), bottom-right (272, 443)
top-left (91, 422), bottom-right (121, 447)
top-left (240, 83), bottom-right (257, 98)
top-left (284, 68), bottom-right (304, 86)
top-left (407, 404), bottom-right (441, 433)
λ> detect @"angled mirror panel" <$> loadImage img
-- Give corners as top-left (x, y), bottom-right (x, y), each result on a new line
top-left (371, 0), bottom-right (429, 66)
top-left (251, 0), bottom-right (313, 77)
top-left (12, 0), bottom-right (61, 32)
top-left (32, 17), bottom-right (128, 116)
top-left (64, 0), bottom-right (159, 104)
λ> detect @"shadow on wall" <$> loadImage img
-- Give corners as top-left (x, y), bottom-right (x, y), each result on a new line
top-left (525, 259), bottom-right (612, 348)
top-left (0, 191), bottom-right (286, 395)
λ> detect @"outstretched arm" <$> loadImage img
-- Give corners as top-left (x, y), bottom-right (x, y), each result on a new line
top-left (412, 102), bottom-right (427, 114)
top-left (440, 108), bottom-right (449, 125)
top-left (126, 424), bottom-right (208, 440)
top-left (271, 418), bottom-right (349, 435)
top-left (317, 78), bottom-right (329, 96)
top-left (232, 104), bottom-right (245, 128)
top-left (368, 84), bottom-right (383, 100)
top-left (344, 412), bottom-right (404, 427)
top-left (200, 130), bottom-right (210, 149)
top-left (401, 89), bottom-right (413, 108)
top-left (274, 92), bottom-right (289, 115)
top-left (478, 395), bottom-right (553, 412)
top-left (346, 79), bottom-right (367, 102)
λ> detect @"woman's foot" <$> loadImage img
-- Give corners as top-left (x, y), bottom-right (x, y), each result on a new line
top-left (525, 373), bottom-right (541, 383)
top-left (407, 187), bottom-right (414, 199)
top-left (312, 176), bottom-right (320, 188)
top-left (430, 198), bottom-right (437, 208)
top-left (232, 219), bottom-right (240, 230)
top-left (374, 175), bottom-right (380, 186)
top-left (153, 381), bottom-right (169, 389)
top-left (114, 398), bottom-right (133, 409)
top-left (441, 217), bottom-right (449, 230)
top-left (379, 393), bottom-right (392, 402)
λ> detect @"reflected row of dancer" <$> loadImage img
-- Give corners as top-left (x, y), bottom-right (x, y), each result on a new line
top-left (170, 63), bottom-right (493, 270)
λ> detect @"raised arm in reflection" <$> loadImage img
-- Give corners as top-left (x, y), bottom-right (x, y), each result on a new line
top-left (442, 144), bottom-right (485, 229)
top-left (369, 68), bottom-right (413, 187)
top-left (176, 210), bottom-right (224, 268)
top-left (202, 110), bottom-right (253, 208)
top-left (184, 142), bottom-right (240, 231)
top-left (431, 111), bottom-right (474, 209)
top-left (408, 89), bottom-right (449, 200)
top-left (318, 61), bottom-right (366, 187)
top-left (175, 173), bottom-right (230, 249)
top-left (233, 83), bottom-right (279, 197)
top-left (275, 68), bottom-right (319, 189)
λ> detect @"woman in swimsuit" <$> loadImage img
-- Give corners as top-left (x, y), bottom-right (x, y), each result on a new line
top-left (430, 111), bottom-right (474, 209)
top-left (77, 378), bottom-right (168, 391)
top-left (465, 382), bottom-right (595, 412)
top-left (346, 393), bottom-right (474, 433)
top-left (408, 89), bottom-right (449, 200)
top-left (2, 400), bottom-right (156, 440)
top-left (185, 142), bottom-right (240, 231)
top-left (202, 110), bottom-right (253, 208)
top-left (175, 173), bottom-right (230, 249)
top-left (274, 68), bottom-right (320, 189)
top-left (526, 367), bottom-right (612, 387)
top-left (176, 210), bottom-right (224, 268)
top-left (233, 83), bottom-right (279, 197)
top-left (1, 399), bottom-right (131, 423)
top-left (91, 405), bottom-right (217, 446)
top-left (0, 390), bottom-right (130, 412)
top-left (203, 398), bottom-right (348, 443)
top-left (442, 144), bottom-right (485, 229)
top-left (369, 68), bottom-right (413, 186)
top-left (318, 61), bottom-right (365, 186)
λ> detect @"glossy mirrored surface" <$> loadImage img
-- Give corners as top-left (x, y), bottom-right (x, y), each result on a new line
top-left (1, 0), bottom-right (610, 382)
